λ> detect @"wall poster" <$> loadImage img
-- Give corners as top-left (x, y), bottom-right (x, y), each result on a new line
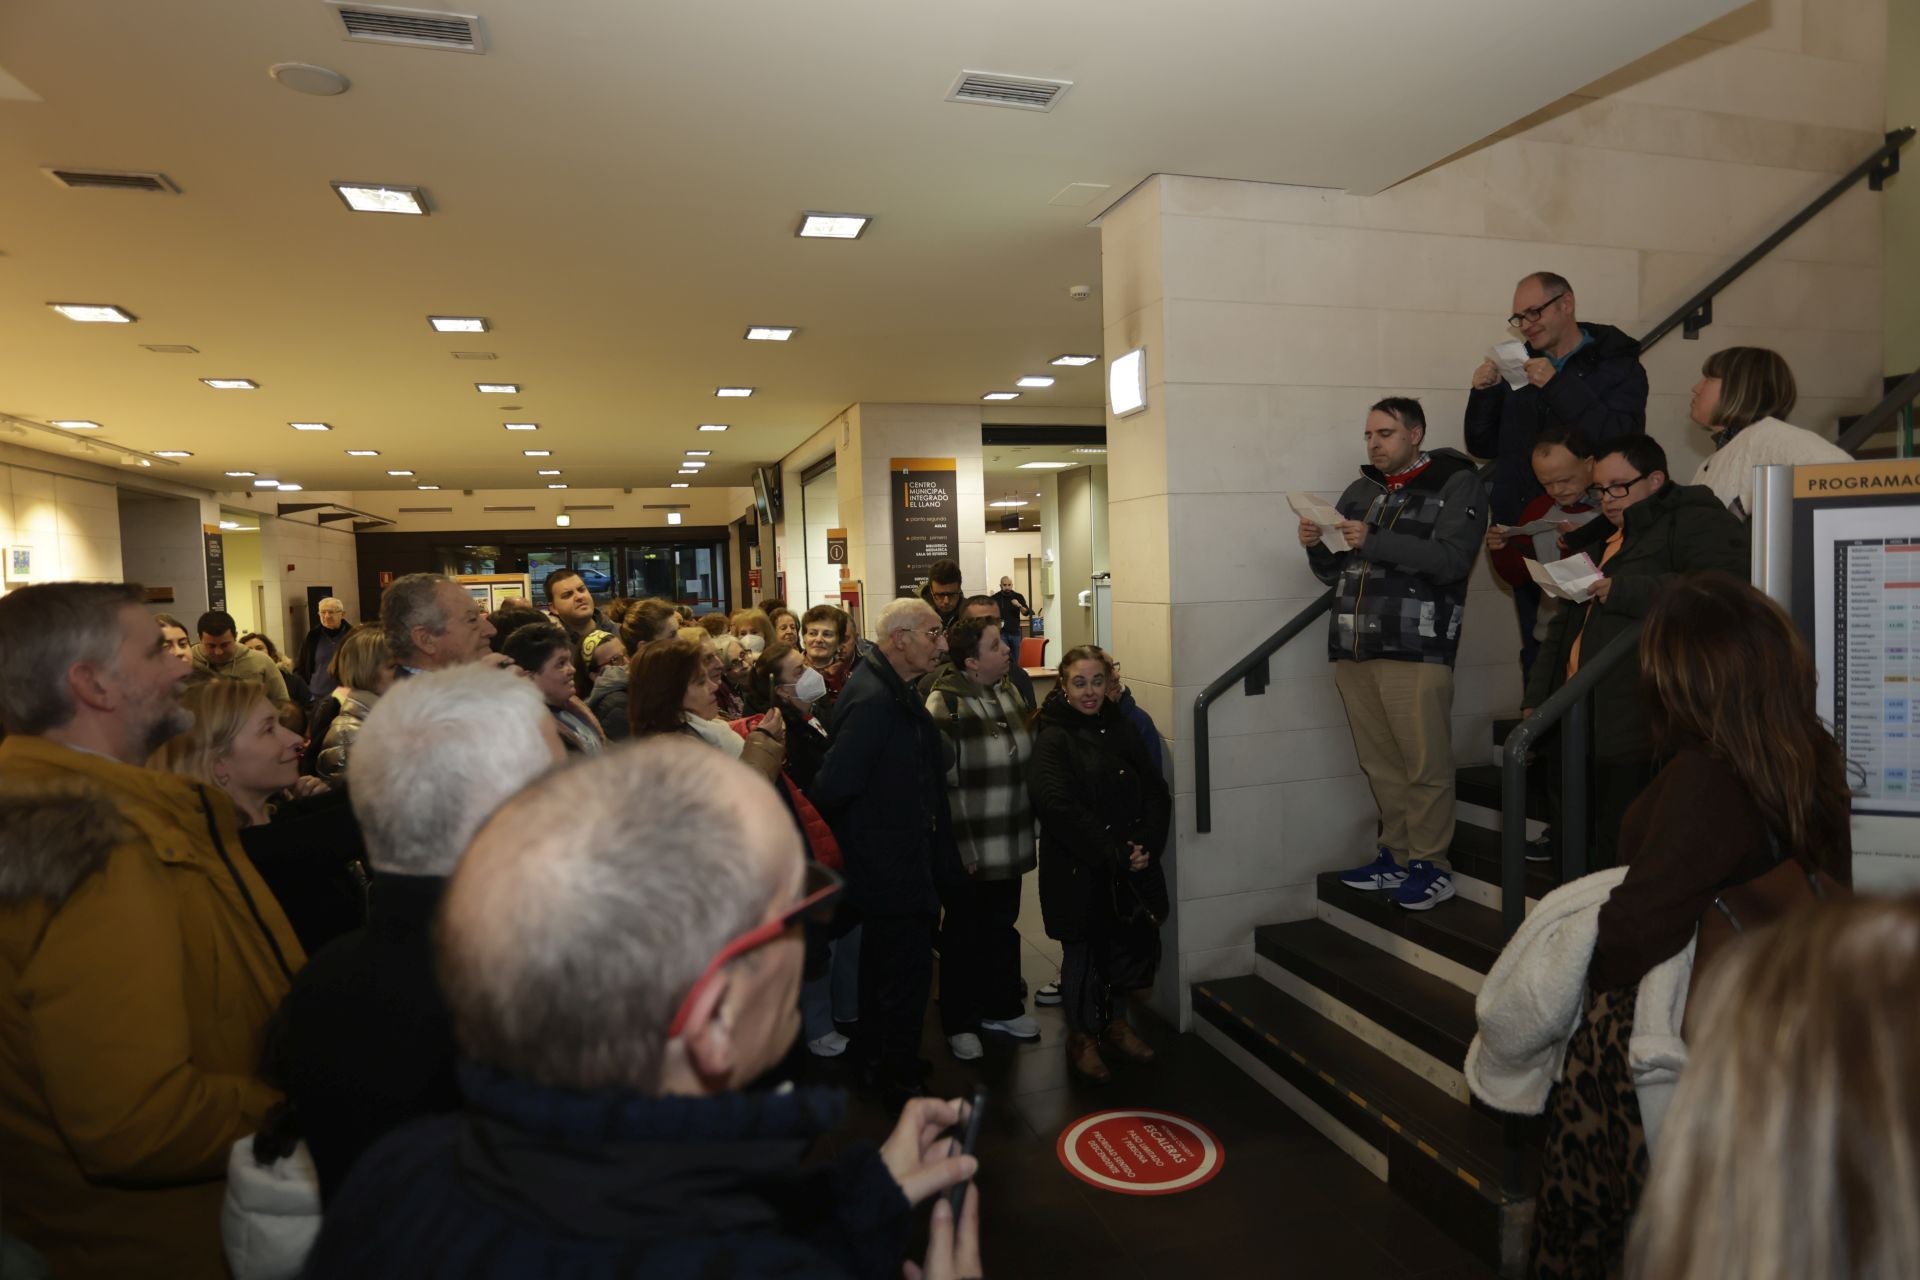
top-left (889, 457), bottom-right (957, 599)
top-left (203, 526), bottom-right (227, 612)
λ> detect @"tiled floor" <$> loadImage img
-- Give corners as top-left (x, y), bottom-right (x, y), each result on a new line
top-left (791, 880), bottom-right (1499, 1280)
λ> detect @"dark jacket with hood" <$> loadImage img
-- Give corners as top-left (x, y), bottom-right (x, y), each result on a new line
top-left (1307, 447), bottom-right (1488, 666)
top-left (1028, 696), bottom-right (1172, 944)
top-left (810, 649), bottom-right (957, 915)
top-left (1523, 480), bottom-right (1749, 758)
top-left (304, 1067), bottom-right (912, 1280)
top-left (1464, 322), bottom-right (1649, 523)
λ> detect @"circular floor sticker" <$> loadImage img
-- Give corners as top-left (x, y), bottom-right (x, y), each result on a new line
top-left (1056, 1109), bottom-right (1224, 1196)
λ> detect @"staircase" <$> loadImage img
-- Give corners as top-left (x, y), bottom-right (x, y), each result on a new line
top-left (1190, 754), bottom-right (1552, 1278)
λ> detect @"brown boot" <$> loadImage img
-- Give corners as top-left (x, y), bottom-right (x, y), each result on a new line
top-left (1104, 1016), bottom-right (1155, 1064)
top-left (1067, 1032), bottom-right (1112, 1083)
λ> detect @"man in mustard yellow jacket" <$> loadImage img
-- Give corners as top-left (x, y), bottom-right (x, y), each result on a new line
top-left (0, 582), bottom-right (305, 1279)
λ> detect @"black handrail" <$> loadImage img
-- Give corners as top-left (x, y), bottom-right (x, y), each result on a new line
top-left (1638, 127), bottom-right (1912, 351)
top-left (1192, 588), bottom-right (1333, 833)
top-left (1835, 366), bottom-right (1920, 455)
top-left (1496, 623), bottom-right (1643, 937)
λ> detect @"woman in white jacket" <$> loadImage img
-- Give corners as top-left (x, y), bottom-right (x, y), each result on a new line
top-left (1688, 346), bottom-right (1848, 519)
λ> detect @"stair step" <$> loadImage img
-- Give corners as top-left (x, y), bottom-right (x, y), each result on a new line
top-left (1490, 717), bottom-right (1524, 748)
top-left (1454, 764), bottom-right (1550, 823)
top-left (1317, 872), bottom-right (1506, 975)
top-left (1193, 975), bottom-right (1535, 1272)
top-left (1449, 822), bottom-right (1561, 902)
top-left (1257, 919), bottom-right (1477, 1069)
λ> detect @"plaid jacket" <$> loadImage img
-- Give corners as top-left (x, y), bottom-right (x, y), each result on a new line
top-left (925, 669), bottom-right (1037, 880)
top-left (1307, 448), bottom-right (1487, 666)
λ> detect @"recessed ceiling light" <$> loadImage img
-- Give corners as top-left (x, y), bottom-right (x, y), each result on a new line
top-left (667, 512), bottom-right (682, 525)
top-left (429, 316), bottom-right (488, 332)
top-left (745, 326), bottom-right (796, 341)
top-left (1018, 461), bottom-right (1072, 469)
top-left (49, 303), bottom-right (136, 323)
top-left (289, 422), bottom-right (332, 431)
top-left (547, 483), bottom-right (568, 489)
top-left (202, 378), bottom-right (259, 390)
top-left (989, 500), bottom-right (1029, 508)
top-left (218, 520), bottom-right (243, 530)
top-left (332, 182), bottom-right (428, 215)
top-left (681, 460), bottom-right (708, 468)
top-left (277, 483), bottom-right (303, 492)
top-left (698, 423), bottom-right (730, 432)
top-left (686, 450), bottom-right (711, 457)
top-left (346, 449), bottom-right (380, 456)
top-left (154, 449), bottom-right (193, 458)
top-left (225, 470), bottom-right (256, 478)
top-left (254, 480), bottom-right (281, 488)
top-left (670, 482), bottom-right (690, 488)
top-left (1016, 376), bottom-right (1056, 388)
top-left (476, 383), bottom-right (519, 394)
top-left (1051, 354), bottom-right (1098, 366)
top-left (797, 212), bottom-right (871, 239)
top-left (503, 422), bottom-right (539, 431)
top-left (417, 484), bottom-right (440, 490)
top-left (715, 387), bottom-right (754, 398)
top-left (1072, 446), bottom-right (1108, 454)
top-left (523, 449), bottom-right (551, 457)
top-left (537, 469), bottom-right (562, 476)
top-left (982, 392), bottom-right (1020, 401)
top-left (49, 420), bottom-right (100, 430)
top-left (387, 469), bottom-right (415, 476)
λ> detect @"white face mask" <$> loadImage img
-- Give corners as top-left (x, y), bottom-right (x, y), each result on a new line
top-left (739, 633), bottom-right (766, 655)
top-left (792, 666), bottom-right (827, 704)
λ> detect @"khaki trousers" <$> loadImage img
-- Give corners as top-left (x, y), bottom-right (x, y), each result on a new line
top-left (1333, 659), bottom-right (1456, 868)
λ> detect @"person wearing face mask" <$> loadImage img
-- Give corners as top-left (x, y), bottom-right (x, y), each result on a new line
top-left (1028, 647), bottom-right (1171, 1084)
top-left (501, 624), bottom-right (605, 755)
top-left (729, 608), bottom-right (776, 655)
top-left (1685, 346), bottom-right (1848, 520)
top-left (799, 605), bottom-right (855, 717)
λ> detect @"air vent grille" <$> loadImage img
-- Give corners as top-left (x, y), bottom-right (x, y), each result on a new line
top-left (332, 3), bottom-right (485, 53)
top-left (398, 506), bottom-right (453, 513)
top-left (946, 71), bottom-right (1072, 112)
top-left (450, 350), bottom-right (497, 360)
top-left (483, 505), bottom-right (534, 512)
top-left (564, 504), bottom-right (614, 512)
top-left (141, 344), bottom-right (199, 354)
top-left (44, 167), bottom-right (178, 193)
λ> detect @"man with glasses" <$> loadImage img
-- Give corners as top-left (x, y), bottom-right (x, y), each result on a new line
top-left (1466, 272), bottom-right (1649, 673)
top-left (305, 740), bottom-right (982, 1278)
top-left (1523, 434), bottom-right (1747, 869)
top-left (919, 559), bottom-right (966, 628)
top-left (811, 598), bottom-right (959, 1106)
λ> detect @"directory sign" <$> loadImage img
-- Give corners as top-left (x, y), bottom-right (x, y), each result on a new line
top-left (889, 457), bottom-right (957, 598)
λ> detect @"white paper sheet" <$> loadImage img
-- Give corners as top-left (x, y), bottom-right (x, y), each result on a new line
top-left (1500, 511), bottom-right (1601, 539)
top-left (1492, 340), bottom-right (1531, 391)
top-left (1526, 552), bottom-right (1605, 602)
top-left (1287, 491), bottom-right (1350, 552)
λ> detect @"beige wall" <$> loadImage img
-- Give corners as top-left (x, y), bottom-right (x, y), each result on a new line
top-left (0, 460), bottom-right (121, 593)
top-left (1104, 0), bottom-right (1889, 1023)
top-left (118, 492), bottom-right (210, 620)
top-left (1889, 0), bottom-right (1920, 373)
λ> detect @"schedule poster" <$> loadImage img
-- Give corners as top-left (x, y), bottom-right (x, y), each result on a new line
top-left (889, 457), bottom-right (957, 599)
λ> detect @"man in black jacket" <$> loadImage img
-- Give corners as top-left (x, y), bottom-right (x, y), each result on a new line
top-left (811, 597), bottom-right (957, 1105)
top-left (294, 596), bottom-right (351, 706)
top-left (1465, 272), bottom-right (1648, 677)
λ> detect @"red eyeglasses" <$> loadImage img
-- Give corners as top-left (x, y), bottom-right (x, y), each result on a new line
top-left (666, 861), bottom-right (844, 1039)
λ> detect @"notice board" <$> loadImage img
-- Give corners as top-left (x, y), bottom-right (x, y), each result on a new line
top-left (203, 526), bottom-right (227, 612)
top-left (890, 457), bottom-right (957, 598)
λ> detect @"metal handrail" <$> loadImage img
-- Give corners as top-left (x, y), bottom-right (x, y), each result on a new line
top-left (1638, 127), bottom-right (1912, 351)
top-left (1192, 588), bottom-right (1333, 832)
top-left (1835, 366), bottom-right (1920, 454)
top-left (1496, 622), bottom-right (1643, 936)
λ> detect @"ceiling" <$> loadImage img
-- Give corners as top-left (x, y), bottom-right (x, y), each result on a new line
top-left (0, 0), bottom-right (1739, 495)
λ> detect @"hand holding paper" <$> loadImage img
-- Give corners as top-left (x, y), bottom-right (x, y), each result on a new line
top-left (1526, 553), bottom-right (1605, 603)
top-left (1287, 492), bottom-right (1350, 552)
top-left (1491, 341), bottom-right (1531, 391)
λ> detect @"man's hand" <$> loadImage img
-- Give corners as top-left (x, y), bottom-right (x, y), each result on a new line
top-left (1296, 516), bottom-right (1321, 548)
top-left (1335, 519), bottom-right (1369, 551)
top-left (904, 1186), bottom-right (983, 1280)
top-left (1522, 707), bottom-right (1534, 720)
top-left (1524, 357), bottom-right (1555, 388)
top-left (1486, 525), bottom-right (1510, 552)
top-left (1128, 842), bottom-right (1150, 872)
top-left (1590, 577), bottom-right (1613, 604)
top-left (1472, 359), bottom-right (1501, 391)
top-left (476, 652), bottom-right (519, 674)
top-left (879, 1097), bottom-right (978, 1208)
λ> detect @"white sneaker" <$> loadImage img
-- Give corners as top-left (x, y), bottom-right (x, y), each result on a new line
top-left (980, 1014), bottom-right (1041, 1042)
top-left (947, 1032), bottom-right (984, 1061)
top-left (807, 1032), bottom-right (850, 1058)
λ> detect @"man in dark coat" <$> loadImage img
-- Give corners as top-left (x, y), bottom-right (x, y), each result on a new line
top-left (917, 559), bottom-right (965, 628)
top-left (811, 597), bottom-right (957, 1105)
top-left (294, 597), bottom-right (351, 705)
top-left (1465, 271), bottom-right (1649, 675)
top-left (281, 666), bottom-right (564, 1200)
top-left (304, 739), bottom-right (980, 1280)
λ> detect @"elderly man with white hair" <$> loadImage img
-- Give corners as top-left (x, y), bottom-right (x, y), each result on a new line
top-left (303, 740), bottom-right (982, 1279)
top-left (811, 597), bottom-right (958, 1106)
top-left (279, 665), bottom-right (565, 1201)
top-left (294, 596), bottom-right (351, 705)
top-left (379, 572), bottom-right (502, 676)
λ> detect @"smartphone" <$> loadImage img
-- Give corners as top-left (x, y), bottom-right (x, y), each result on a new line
top-left (946, 1086), bottom-right (988, 1215)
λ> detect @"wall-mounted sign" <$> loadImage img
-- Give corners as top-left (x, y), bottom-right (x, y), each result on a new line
top-left (889, 457), bottom-right (957, 598)
top-left (826, 526), bottom-right (849, 577)
top-left (2, 545), bottom-right (35, 586)
top-left (203, 526), bottom-right (226, 612)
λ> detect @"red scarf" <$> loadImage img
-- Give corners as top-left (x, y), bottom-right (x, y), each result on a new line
top-left (1383, 454), bottom-right (1433, 491)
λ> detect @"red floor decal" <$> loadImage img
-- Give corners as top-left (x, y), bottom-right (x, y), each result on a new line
top-left (1056, 1109), bottom-right (1224, 1196)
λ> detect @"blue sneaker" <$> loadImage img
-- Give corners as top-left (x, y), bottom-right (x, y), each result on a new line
top-left (1392, 860), bottom-right (1455, 911)
top-left (1338, 848), bottom-right (1408, 891)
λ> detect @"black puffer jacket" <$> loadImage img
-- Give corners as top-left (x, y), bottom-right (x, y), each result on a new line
top-left (1028, 696), bottom-right (1171, 944)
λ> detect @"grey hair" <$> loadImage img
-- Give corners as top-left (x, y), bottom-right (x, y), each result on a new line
top-left (874, 596), bottom-right (934, 642)
top-left (0, 582), bottom-right (146, 735)
top-left (347, 666), bottom-right (555, 876)
top-left (317, 596), bottom-right (345, 613)
top-left (381, 572), bottom-right (453, 663)
top-left (437, 738), bottom-right (786, 1092)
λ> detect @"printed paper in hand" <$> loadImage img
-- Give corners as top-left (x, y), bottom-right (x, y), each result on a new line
top-left (1287, 491), bottom-right (1350, 552)
top-left (1501, 511), bottom-right (1601, 539)
top-left (1492, 340), bottom-right (1531, 390)
top-left (1526, 553), bottom-right (1605, 603)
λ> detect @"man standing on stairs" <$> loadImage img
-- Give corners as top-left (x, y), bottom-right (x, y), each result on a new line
top-left (1301, 398), bottom-right (1488, 911)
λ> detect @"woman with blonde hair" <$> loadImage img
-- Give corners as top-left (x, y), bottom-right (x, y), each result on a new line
top-left (1687, 346), bottom-right (1847, 519)
top-left (729, 608), bottom-right (775, 655)
top-left (1627, 896), bottom-right (1920, 1280)
top-left (311, 626), bottom-right (396, 782)
top-left (152, 680), bottom-right (319, 827)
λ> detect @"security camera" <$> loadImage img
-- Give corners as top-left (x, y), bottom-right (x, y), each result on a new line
top-left (1068, 284), bottom-right (1092, 301)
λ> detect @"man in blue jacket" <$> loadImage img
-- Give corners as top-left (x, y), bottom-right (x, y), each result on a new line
top-left (1303, 398), bottom-right (1488, 912)
top-left (1465, 272), bottom-right (1647, 677)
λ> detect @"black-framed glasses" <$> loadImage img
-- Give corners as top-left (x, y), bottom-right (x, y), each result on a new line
top-left (1596, 473), bottom-right (1647, 500)
top-left (1508, 293), bottom-right (1567, 328)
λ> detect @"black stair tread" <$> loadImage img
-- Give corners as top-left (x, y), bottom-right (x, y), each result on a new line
top-left (1449, 823), bottom-right (1561, 900)
top-left (1316, 872), bottom-right (1506, 974)
top-left (1193, 974), bottom-right (1534, 1200)
top-left (1454, 764), bottom-right (1550, 823)
top-left (1256, 919), bottom-right (1478, 1068)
